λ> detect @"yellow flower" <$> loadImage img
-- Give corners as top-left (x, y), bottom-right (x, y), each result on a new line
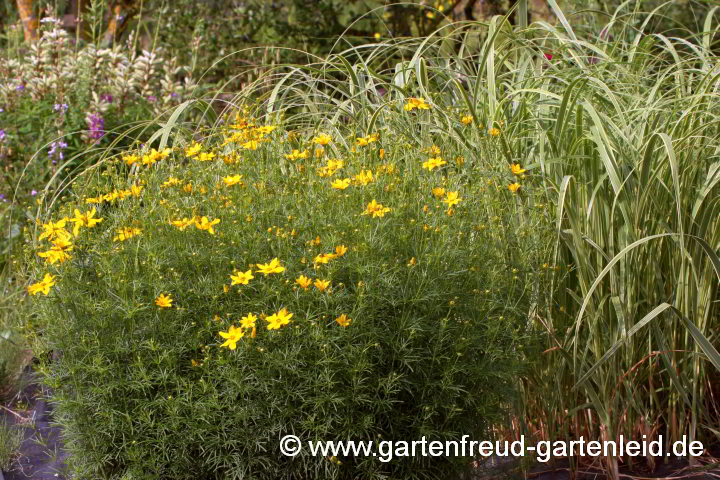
top-left (197, 152), bottom-right (216, 162)
top-left (407, 257), bottom-right (417, 267)
top-left (113, 227), bottom-right (141, 242)
top-left (295, 275), bottom-right (312, 290)
top-left (313, 253), bottom-right (334, 265)
top-left (355, 134), bottom-right (378, 147)
top-left (422, 157), bottom-right (446, 171)
top-left (162, 177), bottom-right (181, 188)
top-left (432, 187), bottom-right (446, 198)
top-left (185, 142), bottom-right (203, 157)
top-left (219, 325), bottom-right (244, 350)
top-left (314, 279), bottom-right (331, 292)
top-left (131, 185), bottom-right (144, 196)
top-left (266, 307), bottom-right (293, 330)
top-left (312, 133), bottom-right (332, 145)
top-left (256, 258), bottom-right (285, 275)
top-left (404, 97), bottom-right (430, 111)
top-left (223, 174), bottom-right (244, 186)
top-left (123, 154), bottom-right (139, 166)
top-left (378, 148), bottom-right (385, 159)
top-left (334, 245), bottom-right (348, 257)
top-left (461, 115), bottom-right (473, 125)
top-left (510, 163), bottom-right (526, 175)
top-left (331, 178), bottom-right (351, 190)
top-left (242, 139), bottom-right (259, 150)
top-left (443, 191), bottom-right (462, 207)
top-left (69, 208), bottom-right (103, 236)
top-left (508, 182), bottom-right (521, 193)
top-left (362, 200), bottom-right (391, 218)
top-left (428, 145), bottom-right (441, 156)
top-left (254, 125), bottom-right (276, 135)
top-left (170, 217), bottom-right (196, 231)
top-left (335, 314), bottom-right (352, 327)
top-left (240, 313), bottom-right (257, 329)
top-left (155, 293), bottom-right (173, 308)
top-left (28, 273), bottom-right (56, 296)
top-left (38, 218), bottom-right (71, 242)
top-left (489, 127), bottom-right (500, 136)
top-left (374, 32), bottom-right (381, 40)
top-left (230, 269), bottom-right (254, 286)
top-left (284, 149), bottom-right (309, 160)
top-left (353, 170), bottom-right (373, 186)
top-left (37, 238), bottom-right (73, 264)
top-left (194, 216), bottom-right (220, 234)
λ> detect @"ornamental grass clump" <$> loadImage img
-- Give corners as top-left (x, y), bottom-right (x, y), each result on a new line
top-left (25, 101), bottom-right (549, 478)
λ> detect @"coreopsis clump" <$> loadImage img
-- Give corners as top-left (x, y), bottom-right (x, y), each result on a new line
top-left (26, 105), bottom-right (548, 480)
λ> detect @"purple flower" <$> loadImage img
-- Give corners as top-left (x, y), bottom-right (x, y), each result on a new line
top-left (147, 95), bottom-right (157, 103)
top-left (48, 141), bottom-right (68, 163)
top-left (54, 103), bottom-right (69, 113)
top-left (171, 92), bottom-right (178, 98)
top-left (0, 194), bottom-right (6, 202)
top-left (100, 94), bottom-right (113, 103)
top-left (0, 129), bottom-right (5, 141)
top-left (31, 190), bottom-right (37, 196)
top-left (87, 113), bottom-right (105, 140)
top-left (16, 85), bottom-right (24, 91)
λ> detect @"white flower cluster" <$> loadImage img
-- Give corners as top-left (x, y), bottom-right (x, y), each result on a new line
top-left (0, 20), bottom-right (197, 117)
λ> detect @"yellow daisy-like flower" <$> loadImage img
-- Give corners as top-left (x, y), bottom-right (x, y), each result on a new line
top-left (223, 174), bottom-right (244, 186)
top-left (37, 237), bottom-right (73, 264)
top-left (266, 308), bottom-right (293, 330)
top-left (432, 187), bottom-right (446, 198)
top-left (334, 245), bottom-right (348, 257)
top-left (489, 127), bottom-right (501, 136)
top-left (242, 140), bottom-right (259, 150)
top-left (123, 154), bottom-right (139, 166)
top-left (256, 258), bottom-right (285, 275)
top-left (185, 142), bottom-right (203, 157)
top-left (295, 275), bottom-right (313, 290)
top-left (131, 185), bottom-right (144, 196)
top-left (155, 293), bottom-right (173, 308)
top-left (284, 149), bottom-right (309, 160)
top-left (197, 152), bottom-right (216, 162)
top-left (422, 157), bottom-right (446, 171)
top-left (353, 170), bottom-right (373, 186)
top-left (230, 269), bottom-right (254, 286)
top-left (461, 115), bottom-right (473, 125)
top-left (374, 32), bottom-right (381, 40)
top-left (170, 217), bottom-right (196, 231)
top-left (362, 200), bottom-right (391, 218)
top-left (355, 134), bottom-right (378, 147)
top-left (27, 273), bottom-right (56, 296)
top-left (443, 191), bottom-right (462, 208)
top-left (162, 177), bottom-right (181, 188)
top-left (69, 208), bottom-right (103, 236)
top-left (314, 253), bottom-right (334, 265)
top-left (510, 163), bottom-right (526, 175)
top-left (314, 279), bottom-right (331, 292)
top-left (335, 314), bottom-right (352, 327)
top-left (38, 218), bottom-right (71, 242)
top-left (404, 97), bottom-right (430, 111)
top-left (331, 178), bottom-right (351, 190)
top-left (218, 325), bottom-right (244, 350)
top-left (240, 313), bottom-right (257, 330)
top-left (508, 183), bottom-right (521, 193)
top-left (194, 216), bottom-right (220, 234)
top-left (113, 227), bottom-right (141, 242)
top-left (312, 133), bottom-right (332, 145)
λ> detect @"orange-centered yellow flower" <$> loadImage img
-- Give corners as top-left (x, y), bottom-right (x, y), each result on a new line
top-left (314, 279), bottom-right (331, 292)
top-left (155, 293), bottom-right (173, 308)
top-left (432, 187), bottom-right (446, 198)
top-left (219, 325), bottom-right (244, 350)
top-left (185, 142), bottom-right (203, 157)
top-left (312, 133), bottom-right (332, 145)
top-left (443, 191), bottom-right (462, 208)
top-left (38, 218), bottom-right (71, 242)
top-left (27, 273), bottom-right (56, 296)
top-left (489, 127), bottom-right (501, 136)
top-left (404, 97), bottom-right (430, 111)
top-left (461, 115), bottom-right (473, 125)
top-left (113, 227), bottom-right (141, 242)
top-left (69, 208), bottom-right (103, 236)
top-left (422, 157), bottom-right (446, 171)
top-left (266, 308), bottom-right (293, 330)
top-left (295, 275), bottom-right (312, 290)
top-left (335, 314), bottom-right (352, 327)
top-left (354, 170), bottom-right (373, 186)
top-left (334, 245), bottom-right (348, 257)
top-left (331, 178), bottom-right (351, 190)
top-left (194, 216), bottom-right (220, 234)
top-left (510, 163), bottom-right (526, 175)
top-left (362, 200), bottom-right (391, 218)
top-left (223, 174), bottom-right (244, 186)
top-left (170, 217), bottom-right (196, 231)
top-left (230, 269), bottom-right (254, 286)
top-left (508, 183), bottom-right (521, 193)
top-left (256, 258), bottom-right (285, 275)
